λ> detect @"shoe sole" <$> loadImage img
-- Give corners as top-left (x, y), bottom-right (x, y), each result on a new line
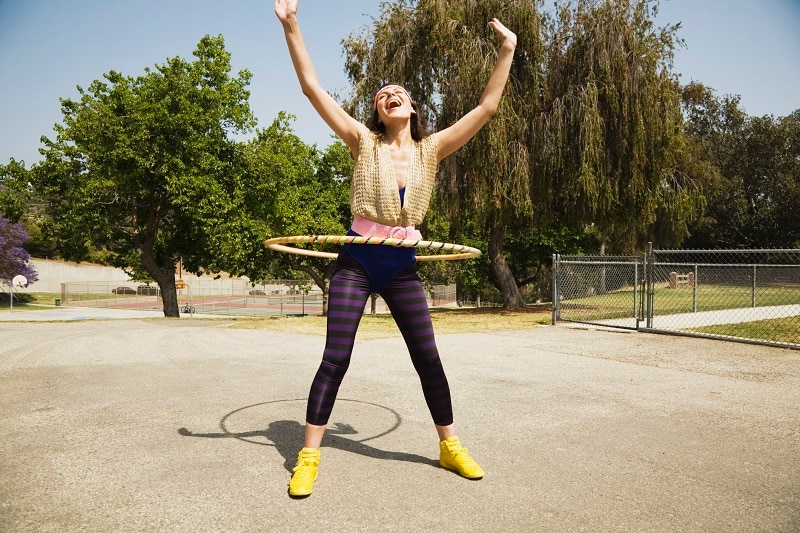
top-left (439, 461), bottom-right (484, 480)
top-left (288, 472), bottom-right (318, 498)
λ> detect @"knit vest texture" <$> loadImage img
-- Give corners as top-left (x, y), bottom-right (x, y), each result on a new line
top-left (350, 124), bottom-right (438, 227)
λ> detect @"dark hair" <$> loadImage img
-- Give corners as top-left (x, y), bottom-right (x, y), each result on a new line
top-left (367, 101), bottom-right (430, 141)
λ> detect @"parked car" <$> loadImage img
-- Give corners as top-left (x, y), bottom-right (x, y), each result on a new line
top-left (137, 285), bottom-right (161, 296)
top-left (111, 286), bottom-right (136, 294)
top-left (249, 289), bottom-right (266, 295)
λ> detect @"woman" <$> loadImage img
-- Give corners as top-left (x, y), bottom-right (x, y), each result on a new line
top-left (275, 0), bottom-right (516, 497)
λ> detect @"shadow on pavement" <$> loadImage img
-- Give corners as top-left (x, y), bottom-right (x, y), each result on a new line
top-left (178, 398), bottom-right (437, 473)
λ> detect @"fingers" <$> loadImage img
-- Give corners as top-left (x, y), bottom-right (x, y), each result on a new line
top-left (274, 0), bottom-right (298, 21)
top-left (488, 18), bottom-right (517, 47)
top-left (488, 18), bottom-right (510, 35)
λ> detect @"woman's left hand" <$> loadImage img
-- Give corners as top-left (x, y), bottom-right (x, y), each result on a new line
top-left (488, 18), bottom-right (517, 50)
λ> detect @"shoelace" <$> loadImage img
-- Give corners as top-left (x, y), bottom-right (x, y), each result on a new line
top-left (447, 444), bottom-right (475, 464)
top-left (293, 454), bottom-right (319, 472)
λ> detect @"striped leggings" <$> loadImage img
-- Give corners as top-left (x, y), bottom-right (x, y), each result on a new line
top-left (305, 256), bottom-right (453, 426)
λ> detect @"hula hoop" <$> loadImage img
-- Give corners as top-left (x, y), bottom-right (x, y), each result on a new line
top-left (265, 235), bottom-right (481, 261)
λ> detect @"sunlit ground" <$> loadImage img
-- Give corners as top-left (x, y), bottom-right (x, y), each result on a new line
top-left (229, 306), bottom-right (553, 338)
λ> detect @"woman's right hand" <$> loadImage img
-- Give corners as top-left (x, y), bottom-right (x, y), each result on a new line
top-left (274, 0), bottom-right (298, 23)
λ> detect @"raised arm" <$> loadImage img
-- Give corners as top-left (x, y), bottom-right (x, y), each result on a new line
top-left (275, 0), bottom-right (361, 154)
top-left (435, 19), bottom-right (517, 162)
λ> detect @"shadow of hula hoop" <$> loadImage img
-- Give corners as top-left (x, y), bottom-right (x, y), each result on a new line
top-left (219, 398), bottom-right (402, 447)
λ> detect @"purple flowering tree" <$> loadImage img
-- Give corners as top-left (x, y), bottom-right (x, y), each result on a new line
top-left (0, 216), bottom-right (38, 288)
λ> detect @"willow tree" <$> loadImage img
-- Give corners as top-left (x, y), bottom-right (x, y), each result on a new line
top-left (533, 0), bottom-right (696, 254)
top-left (343, 0), bottom-right (695, 307)
top-left (343, 0), bottom-right (544, 308)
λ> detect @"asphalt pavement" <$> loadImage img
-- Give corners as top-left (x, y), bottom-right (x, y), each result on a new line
top-left (1, 314), bottom-right (798, 531)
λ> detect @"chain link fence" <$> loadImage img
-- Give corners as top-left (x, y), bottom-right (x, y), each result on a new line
top-left (60, 279), bottom-right (323, 317)
top-left (60, 279), bottom-right (457, 317)
top-left (553, 247), bottom-right (800, 349)
top-left (551, 255), bottom-right (644, 329)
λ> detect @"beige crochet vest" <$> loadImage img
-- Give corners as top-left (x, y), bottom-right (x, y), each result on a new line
top-left (350, 124), bottom-right (438, 227)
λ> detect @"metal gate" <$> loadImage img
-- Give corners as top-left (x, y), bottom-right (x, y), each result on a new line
top-left (552, 247), bottom-right (800, 349)
top-left (552, 254), bottom-right (645, 330)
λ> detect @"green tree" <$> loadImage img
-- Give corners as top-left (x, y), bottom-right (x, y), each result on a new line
top-left (32, 35), bottom-right (257, 317)
top-left (0, 159), bottom-right (31, 223)
top-left (733, 112), bottom-right (800, 248)
top-left (774, 110), bottom-right (800, 247)
top-left (680, 82), bottom-right (746, 247)
top-left (1, 159), bottom-right (60, 259)
top-left (343, 0), bottom-right (544, 308)
top-left (342, 0), bottom-right (694, 308)
top-left (533, 0), bottom-right (695, 255)
top-left (681, 82), bottom-right (800, 248)
top-left (251, 116), bottom-right (353, 314)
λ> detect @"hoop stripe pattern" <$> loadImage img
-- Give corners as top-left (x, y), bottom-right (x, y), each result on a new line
top-left (265, 235), bottom-right (481, 261)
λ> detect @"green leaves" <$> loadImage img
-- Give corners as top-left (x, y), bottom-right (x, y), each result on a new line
top-left (0, 159), bottom-right (31, 223)
top-left (339, 0), bottom-right (702, 307)
top-left (245, 114), bottom-right (353, 286)
top-left (682, 88), bottom-right (800, 248)
top-left (536, 0), bottom-right (688, 248)
top-left (30, 35), bottom-right (259, 315)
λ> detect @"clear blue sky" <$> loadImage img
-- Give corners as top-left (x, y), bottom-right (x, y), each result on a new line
top-left (1, 0), bottom-right (799, 166)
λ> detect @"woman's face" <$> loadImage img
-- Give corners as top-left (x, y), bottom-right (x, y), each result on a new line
top-left (374, 85), bottom-right (414, 124)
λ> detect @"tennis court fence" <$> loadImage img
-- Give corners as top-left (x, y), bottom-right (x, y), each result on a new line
top-left (60, 278), bottom-right (457, 317)
top-left (552, 246), bottom-right (800, 349)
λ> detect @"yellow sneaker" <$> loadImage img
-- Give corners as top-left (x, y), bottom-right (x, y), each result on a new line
top-left (439, 436), bottom-right (484, 479)
top-left (288, 447), bottom-right (320, 497)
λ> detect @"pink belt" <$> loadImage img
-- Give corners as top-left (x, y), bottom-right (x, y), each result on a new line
top-left (351, 215), bottom-right (422, 241)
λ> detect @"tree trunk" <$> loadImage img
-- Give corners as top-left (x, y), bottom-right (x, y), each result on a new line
top-left (285, 258), bottom-right (335, 317)
top-left (139, 245), bottom-right (179, 317)
top-left (159, 277), bottom-right (179, 317)
top-left (487, 211), bottom-right (525, 309)
top-left (599, 227), bottom-right (608, 294)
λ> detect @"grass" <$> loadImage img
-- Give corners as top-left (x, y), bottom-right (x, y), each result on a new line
top-left (652, 284), bottom-right (800, 314)
top-left (10, 288), bottom-right (797, 345)
top-left (0, 292), bottom-right (62, 311)
top-left (688, 316), bottom-right (800, 345)
top-left (558, 284), bottom-right (800, 322)
top-left (557, 283), bottom-right (800, 346)
top-left (230, 306), bottom-right (552, 338)
top-left (29, 293), bottom-right (62, 305)
top-left (0, 304), bottom-right (42, 313)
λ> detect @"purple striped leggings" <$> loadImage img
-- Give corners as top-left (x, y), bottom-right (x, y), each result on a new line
top-left (305, 256), bottom-right (453, 426)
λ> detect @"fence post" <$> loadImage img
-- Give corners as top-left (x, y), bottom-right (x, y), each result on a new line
top-left (634, 256), bottom-right (640, 324)
top-left (752, 264), bottom-right (757, 308)
top-left (693, 264), bottom-right (698, 313)
top-left (646, 243), bottom-right (654, 329)
top-left (551, 253), bottom-right (559, 325)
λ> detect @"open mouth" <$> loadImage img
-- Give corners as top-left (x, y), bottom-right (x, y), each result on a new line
top-left (386, 99), bottom-right (402, 110)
